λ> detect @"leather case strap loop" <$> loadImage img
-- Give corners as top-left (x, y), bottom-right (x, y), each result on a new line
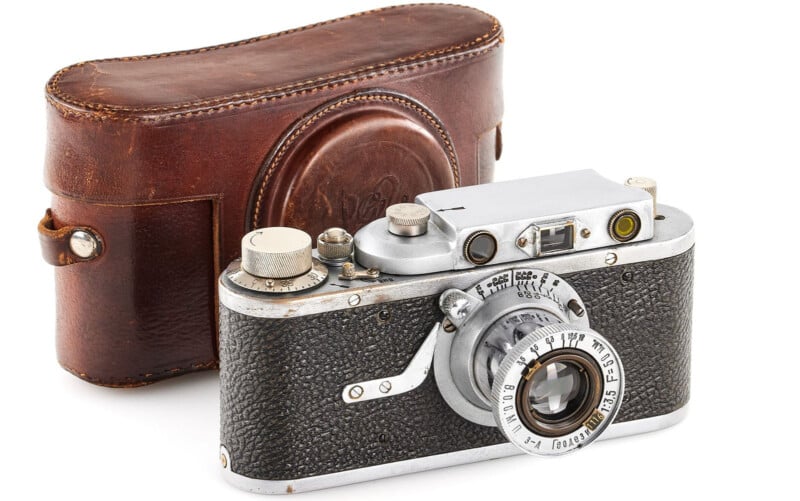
top-left (38, 209), bottom-right (102, 266)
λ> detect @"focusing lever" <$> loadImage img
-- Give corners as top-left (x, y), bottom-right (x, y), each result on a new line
top-left (439, 289), bottom-right (484, 328)
top-left (342, 323), bottom-right (439, 404)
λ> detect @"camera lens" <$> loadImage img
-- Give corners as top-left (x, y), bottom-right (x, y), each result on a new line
top-left (472, 309), bottom-right (560, 403)
top-left (436, 270), bottom-right (625, 456)
top-left (464, 231), bottom-right (497, 265)
top-left (516, 351), bottom-right (602, 437)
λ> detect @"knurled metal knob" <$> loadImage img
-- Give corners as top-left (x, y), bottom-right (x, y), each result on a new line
top-left (241, 227), bottom-right (312, 278)
top-left (317, 227), bottom-right (354, 263)
top-left (386, 203), bottom-right (431, 237)
top-left (625, 177), bottom-right (657, 214)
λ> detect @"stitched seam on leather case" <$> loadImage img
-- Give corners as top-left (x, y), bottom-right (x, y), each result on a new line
top-left (46, 42), bottom-right (502, 122)
top-left (47, 4), bottom-right (501, 114)
top-left (61, 360), bottom-right (218, 387)
top-left (250, 93), bottom-right (460, 228)
top-left (45, 193), bottom-right (222, 207)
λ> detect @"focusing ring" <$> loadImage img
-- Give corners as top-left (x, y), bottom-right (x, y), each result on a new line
top-left (492, 323), bottom-right (624, 456)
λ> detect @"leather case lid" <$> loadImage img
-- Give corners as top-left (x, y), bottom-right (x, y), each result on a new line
top-left (45, 4), bottom-right (502, 118)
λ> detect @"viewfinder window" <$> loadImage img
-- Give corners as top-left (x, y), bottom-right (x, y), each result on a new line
top-left (539, 224), bottom-right (574, 255)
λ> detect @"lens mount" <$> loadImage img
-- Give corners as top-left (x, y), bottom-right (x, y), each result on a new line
top-left (492, 324), bottom-right (624, 456)
top-left (434, 268), bottom-right (624, 456)
top-left (433, 268), bottom-right (591, 427)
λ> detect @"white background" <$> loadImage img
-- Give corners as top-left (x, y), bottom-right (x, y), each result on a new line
top-left (2, 1), bottom-right (798, 499)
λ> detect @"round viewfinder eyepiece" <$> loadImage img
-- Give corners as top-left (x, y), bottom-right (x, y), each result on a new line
top-left (609, 209), bottom-right (641, 242)
top-left (464, 231), bottom-right (497, 265)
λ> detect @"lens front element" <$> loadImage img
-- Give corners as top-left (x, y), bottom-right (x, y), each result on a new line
top-left (519, 350), bottom-right (603, 438)
top-left (529, 362), bottom-right (583, 417)
top-left (492, 324), bottom-right (624, 456)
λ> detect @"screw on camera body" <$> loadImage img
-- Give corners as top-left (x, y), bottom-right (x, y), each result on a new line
top-left (348, 385), bottom-right (364, 400)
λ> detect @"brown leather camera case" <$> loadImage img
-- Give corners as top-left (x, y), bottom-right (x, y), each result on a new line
top-left (39, 4), bottom-right (504, 386)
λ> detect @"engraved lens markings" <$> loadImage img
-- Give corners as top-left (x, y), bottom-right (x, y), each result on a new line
top-left (439, 267), bottom-right (617, 455)
top-left (492, 325), bottom-right (624, 456)
top-left (467, 268), bottom-right (592, 417)
top-left (583, 409), bottom-right (605, 431)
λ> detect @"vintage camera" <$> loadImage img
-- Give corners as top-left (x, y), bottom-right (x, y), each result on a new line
top-left (218, 170), bottom-right (694, 494)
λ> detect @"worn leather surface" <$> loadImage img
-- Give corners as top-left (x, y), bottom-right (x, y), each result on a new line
top-left (49, 5), bottom-right (501, 110)
top-left (51, 196), bottom-right (218, 387)
top-left (43, 4), bottom-right (504, 385)
top-left (219, 248), bottom-right (694, 480)
top-left (247, 91), bottom-right (461, 232)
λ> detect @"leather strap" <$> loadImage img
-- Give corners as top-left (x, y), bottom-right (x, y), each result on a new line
top-left (38, 209), bottom-right (102, 266)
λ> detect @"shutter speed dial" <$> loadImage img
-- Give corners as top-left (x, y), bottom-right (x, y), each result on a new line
top-left (228, 227), bottom-right (328, 294)
top-left (242, 227), bottom-right (311, 278)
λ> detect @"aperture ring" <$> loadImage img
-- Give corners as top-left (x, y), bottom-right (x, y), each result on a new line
top-left (492, 323), bottom-right (624, 456)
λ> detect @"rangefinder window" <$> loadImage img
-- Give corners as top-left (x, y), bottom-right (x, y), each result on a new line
top-left (609, 209), bottom-right (641, 242)
top-left (464, 231), bottom-right (498, 265)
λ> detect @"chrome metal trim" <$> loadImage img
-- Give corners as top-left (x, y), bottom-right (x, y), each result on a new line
top-left (220, 405), bottom-right (688, 494)
top-left (69, 230), bottom-right (98, 258)
top-left (220, 205), bottom-right (694, 318)
top-left (439, 289), bottom-right (485, 329)
top-left (357, 170), bottom-right (655, 274)
top-left (342, 323), bottom-right (440, 404)
top-left (433, 271), bottom-right (590, 426)
top-left (491, 324), bottom-right (624, 456)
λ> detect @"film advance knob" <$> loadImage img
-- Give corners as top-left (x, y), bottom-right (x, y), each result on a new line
top-left (625, 177), bottom-right (658, 215)
top-left (241, 227), bottom-right (312, 278)
top-left (386, 203), bottom-right (431, 237)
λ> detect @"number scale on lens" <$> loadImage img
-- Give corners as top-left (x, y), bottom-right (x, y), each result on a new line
top-left (435, 266), bottom-right (625, 456)
top-left (492, 324), bottom-right (625, 456)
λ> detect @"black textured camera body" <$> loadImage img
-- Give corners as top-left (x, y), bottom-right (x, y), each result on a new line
top-left (219, 247), bottom-right (693, 483)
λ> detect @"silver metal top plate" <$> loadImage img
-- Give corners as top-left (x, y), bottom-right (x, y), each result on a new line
top-left (419, 169), bottom-right (650, 231)
top-left (433, 269), bottom-right (591, 426)
top-left (355, 170), bottom-right (654, 275)
top-left (220, 204), bottom-right (693, 319)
